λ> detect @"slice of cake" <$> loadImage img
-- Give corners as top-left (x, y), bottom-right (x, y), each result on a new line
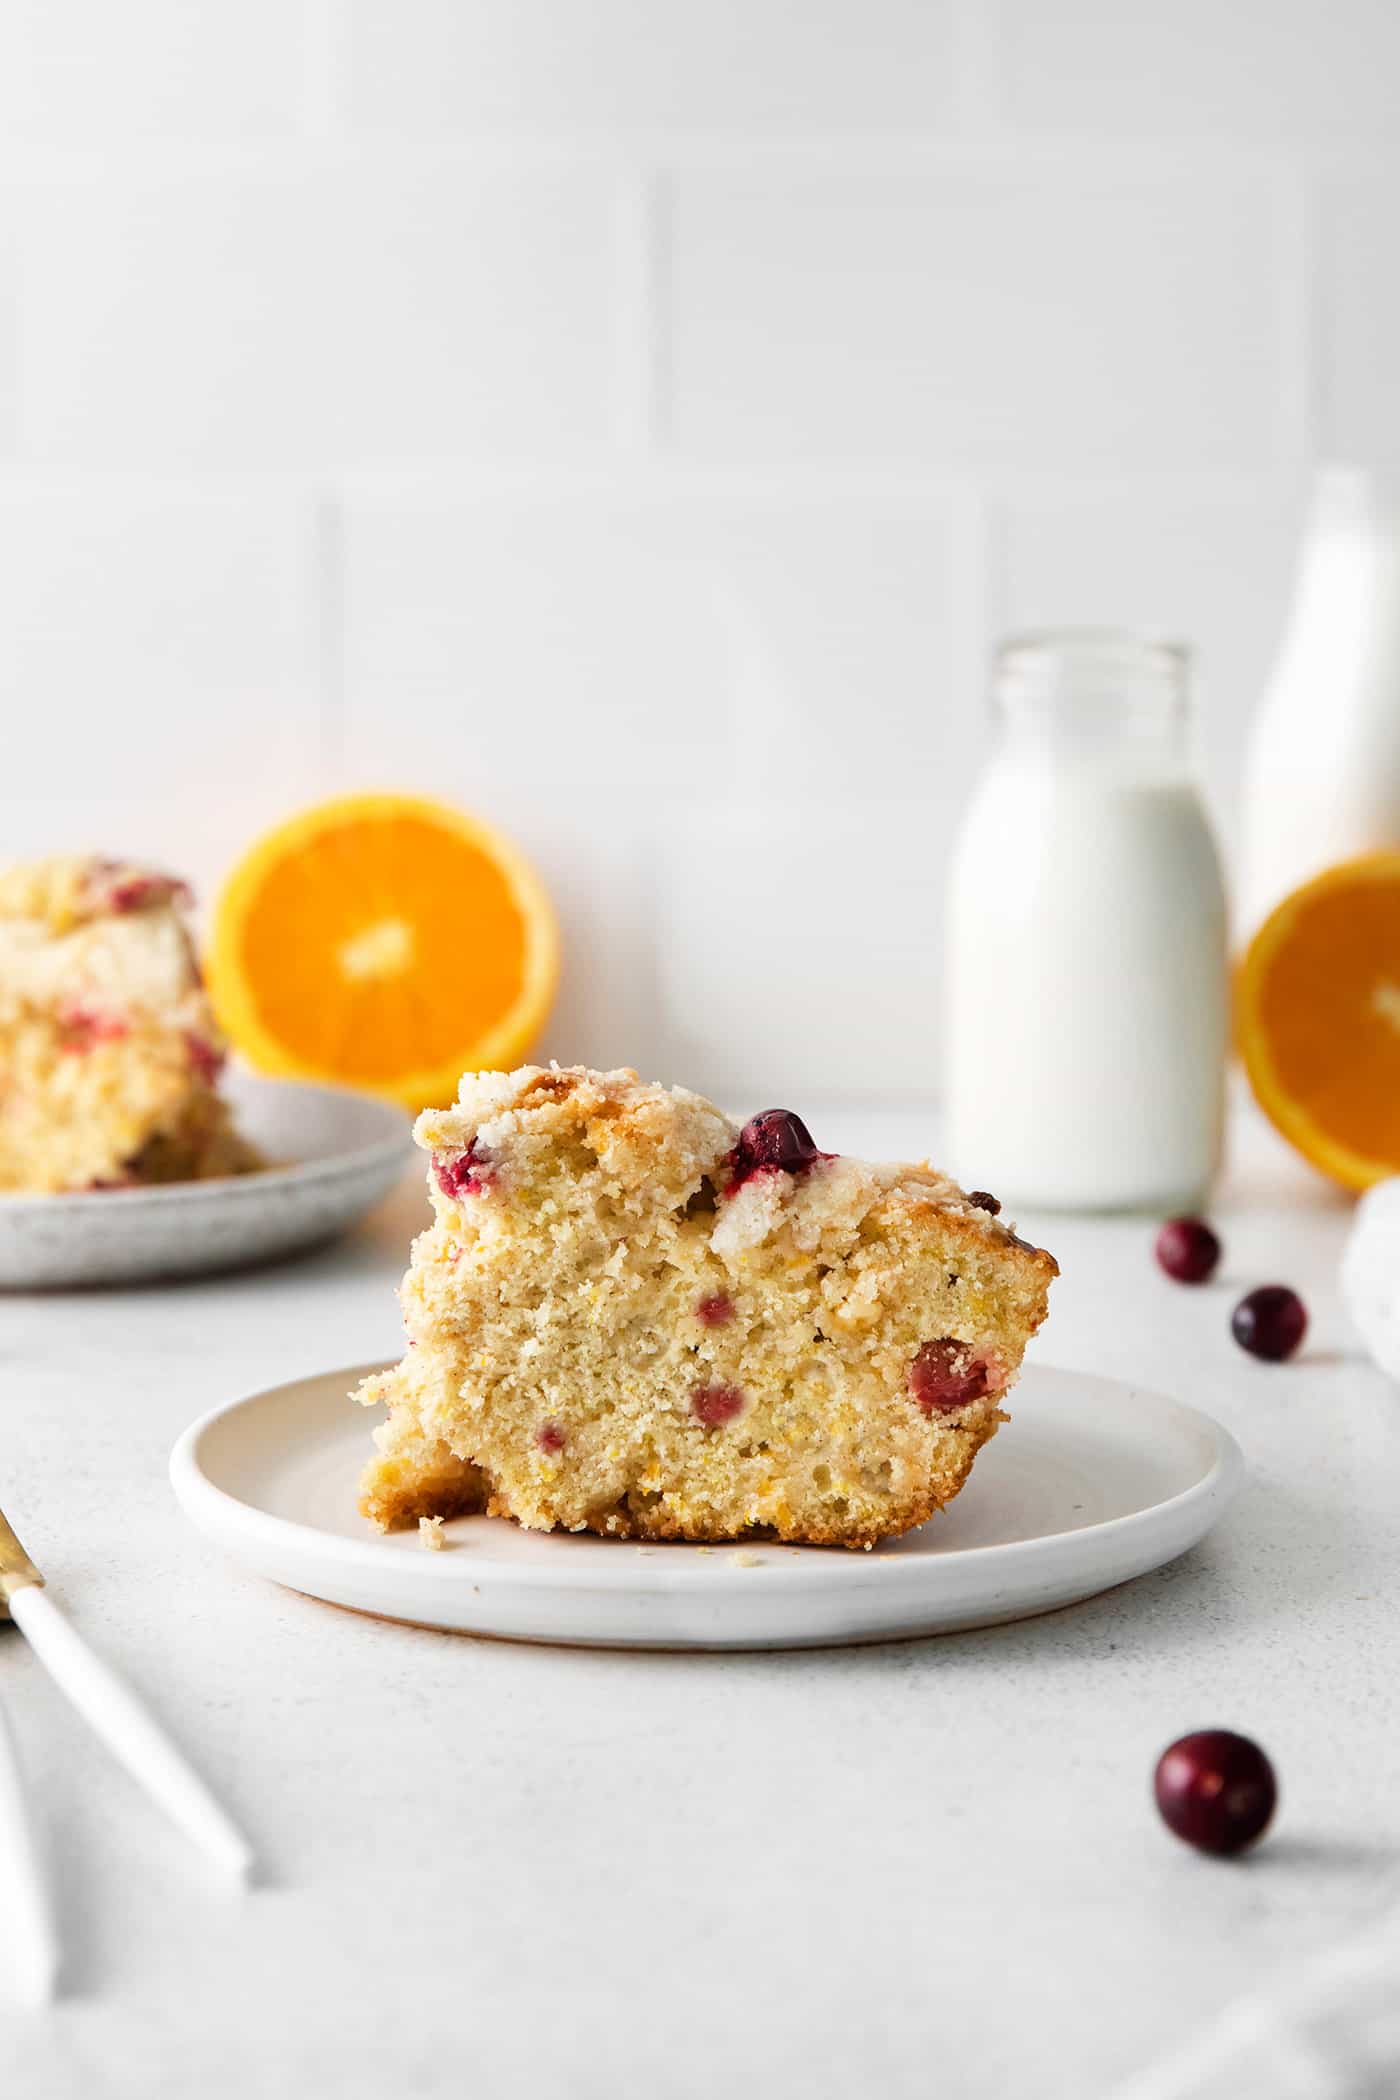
top-left (0, 856), bottom-right (259, 1192)
top-left (356, 1065), bottom-right (1056, 1548)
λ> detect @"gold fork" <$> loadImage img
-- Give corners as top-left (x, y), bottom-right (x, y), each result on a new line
top-left (0, 1506), bottom-right (42, 1609)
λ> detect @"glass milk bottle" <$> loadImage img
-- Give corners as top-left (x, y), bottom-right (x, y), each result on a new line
top-left (944, 632), bottom-right (1228, 1212)
top-left (1239, 465), bottom-right (1400, 935)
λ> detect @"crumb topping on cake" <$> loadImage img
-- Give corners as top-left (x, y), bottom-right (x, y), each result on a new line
top-left (0, 855), bottom-right (191, 933)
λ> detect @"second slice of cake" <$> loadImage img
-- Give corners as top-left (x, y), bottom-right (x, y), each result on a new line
top-left (0, 855), bottom-right (258, 1192)
top-left (357, 1065), bottom-right (1056, 1548)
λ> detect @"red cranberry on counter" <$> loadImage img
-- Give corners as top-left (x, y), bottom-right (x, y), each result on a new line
top-left (1154, 1731), bottom-right (1277, 1856)
top-left (1231, 1285), bottom-right (1307, 1362)
top-left (1154, 1217), bottom-right (1222, 1285)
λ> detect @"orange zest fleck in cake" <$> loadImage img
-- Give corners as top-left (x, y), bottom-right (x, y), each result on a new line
top-left (356, 1065), bottom-right (1056, 1549)
top-left (0, 855), bottom-right (259, 1192)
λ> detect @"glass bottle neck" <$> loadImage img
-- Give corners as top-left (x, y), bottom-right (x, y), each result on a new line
top-left (994, 630), bottom-right (1192, 769)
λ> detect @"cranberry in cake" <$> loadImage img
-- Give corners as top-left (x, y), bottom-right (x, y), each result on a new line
top-left (355, 1065), bottom-right (1056, 1548)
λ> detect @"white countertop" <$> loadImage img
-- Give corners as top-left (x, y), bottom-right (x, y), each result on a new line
top-left (2, 1101), bottom-right (1397, 2100)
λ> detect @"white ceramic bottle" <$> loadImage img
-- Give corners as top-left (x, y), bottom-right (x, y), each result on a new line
top-left (944, 631), bottom-right (1229, 1212)
top-left (1240, 466), bottom-right (1400, 935)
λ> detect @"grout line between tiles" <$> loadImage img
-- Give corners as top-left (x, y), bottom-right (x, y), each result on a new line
top-left (1276, 162), bottom-right (1321, 469)
top-left (611, 164), bottom-right (667, 455)
top-left (301, 0), bottom-right (338, 141)
top-left (945, 0), bottom-right (1007, 138)
top-left (314, 491), bottom-right (346, 781)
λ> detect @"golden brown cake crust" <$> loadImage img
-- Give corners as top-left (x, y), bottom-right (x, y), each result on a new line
top-left (356, 1065), bottom-right (1055, 1549)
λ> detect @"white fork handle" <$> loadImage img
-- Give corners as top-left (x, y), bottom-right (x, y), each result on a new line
top-left (9, 1587), bottom-right (253, 1886)
top-left (0, 1683), bottom-right (59, 2002)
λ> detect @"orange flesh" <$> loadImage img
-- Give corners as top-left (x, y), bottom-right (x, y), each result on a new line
top-left (1254, 876), bottom-right (1400, 1164)
top-left (237, 815), bottom-right (527, 1084)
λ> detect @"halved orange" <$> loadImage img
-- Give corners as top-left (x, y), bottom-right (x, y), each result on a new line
top-left (1238, 851), bottom-right (1400, 1190)
top-left (207, 794), bottom-right (559, 1110)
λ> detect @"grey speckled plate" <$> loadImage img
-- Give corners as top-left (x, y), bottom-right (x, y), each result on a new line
top-left (0, 1070), bottom-right (414, 1288)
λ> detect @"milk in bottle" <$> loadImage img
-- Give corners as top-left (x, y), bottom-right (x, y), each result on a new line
top-left (945, 632), bottom-right (1228, 1212)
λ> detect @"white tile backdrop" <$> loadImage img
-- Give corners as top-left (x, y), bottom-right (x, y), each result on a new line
top-left (0, 1), bottom-right (1388, 1097)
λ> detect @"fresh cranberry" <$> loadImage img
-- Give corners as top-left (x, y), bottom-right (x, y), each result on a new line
top-left (433, 1141), bottom-right (491, 1201)
top-left (1154, 1731), bottom-right (1277, 1856)
top-left (696, 1293), bottom-right (734, 1327)
top-left (536, 1422), bottom-right (566, 1453)
top-left (1231, 1285), bottom-right (1307, 1362)
top-left (908, 1339), bottom-right (989, 1414)
top-left (966, 1190), bottom-right (1001, 1215)
top-left (1155, 1217), bottom-right (1222, 1285)
top-left (690, 1384), bottom-right (746, 1427)
top-left (185, 1032), bottom-right (225, 1085)
top-left (734, 1110), bottom-right (823, 1177)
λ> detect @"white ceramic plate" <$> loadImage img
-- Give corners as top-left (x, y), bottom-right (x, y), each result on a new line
top-left (170, 1361), bottom-right (1243, 1650)
top-left (0, 1072), bottom-right (413, 1288)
